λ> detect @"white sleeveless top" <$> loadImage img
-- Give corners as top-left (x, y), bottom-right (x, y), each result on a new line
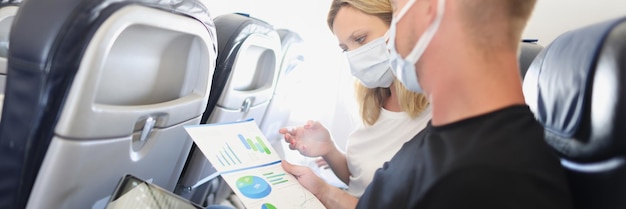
top-left (345, 105), bottom-right (431, 197)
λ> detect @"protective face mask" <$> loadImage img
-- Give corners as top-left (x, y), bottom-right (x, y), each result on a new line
top-left (346, 35), bottom-right (394, 88)
top-left (387, 0), bottom-right (446, 93)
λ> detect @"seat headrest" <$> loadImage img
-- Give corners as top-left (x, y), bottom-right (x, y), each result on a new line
top-left (523, 16), bottom-right (626, 164)
top-left (214, 13), bottom-right (275, 63)
top-left (276, 29), bottom-right (304, 75)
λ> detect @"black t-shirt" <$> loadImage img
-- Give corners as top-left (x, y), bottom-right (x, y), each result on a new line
top-left (356, 105), bottom-right (573, 209)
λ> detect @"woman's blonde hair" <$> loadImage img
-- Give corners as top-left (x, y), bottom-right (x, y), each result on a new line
top-left (354, 78), bottom-right (429, 126)
top-left (328, 0), bottom-right (430, 126)
top-left (327, 0), bottom-right (392, 32)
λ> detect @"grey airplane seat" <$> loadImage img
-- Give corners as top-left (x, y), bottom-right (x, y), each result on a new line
top-left (176, 13), bottom-right (282, 206)
top-left (523, 16), bottom-right (626, 209)
top-left (518, 39), bottom-right (544, 79)
top-left (0, 0), bottom-right (217, 208)
top-left (0, 0), bottom-right (20, 120)
top-left (259, 28), bottom-right (304, 158)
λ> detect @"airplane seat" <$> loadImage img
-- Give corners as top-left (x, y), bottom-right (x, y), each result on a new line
top-left (176, 13), bottom-right (282, 207)
top-left (259, 28), bottom-right (304, 159)
top-left (518, 40), bottom-right (544, 79)
top-left (0, 0), bottom-right (21, 120)
top-left (522, 16), bottom-right (626, 209)
top-left (0, 0), bottom-right (217, 208)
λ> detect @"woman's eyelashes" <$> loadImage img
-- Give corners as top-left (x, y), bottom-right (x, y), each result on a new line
top-left (339, 34), bottom-right (367, 52)
top-left (354, 35), bottom-right (366, 45)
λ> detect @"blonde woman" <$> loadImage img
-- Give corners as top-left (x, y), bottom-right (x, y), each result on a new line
top-left (279, 0), bottom-right (431, 198)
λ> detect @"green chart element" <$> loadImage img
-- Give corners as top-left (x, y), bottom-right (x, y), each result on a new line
top-left (262, 172), bottom-right (288, 185)
top-left (261, 203), bottom-right (277, 209)
top-left (238, 133), bottom-right (271, 155)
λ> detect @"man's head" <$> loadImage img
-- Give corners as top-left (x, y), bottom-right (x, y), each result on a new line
top-left (457, 0), bottom-right (538, 52)
top-left (387, 0), bottom-right (537, 93)
top-left (390, 0), bottom-right (537, 54)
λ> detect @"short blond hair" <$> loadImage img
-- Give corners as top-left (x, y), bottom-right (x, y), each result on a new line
top-left (459, 0), bottom-right (537, 51)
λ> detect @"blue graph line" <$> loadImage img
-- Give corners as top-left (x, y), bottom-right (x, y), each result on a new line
top-left (226, 143), bottom-right (242, 164)
top-left (238, 134), bottom-right (250, 149)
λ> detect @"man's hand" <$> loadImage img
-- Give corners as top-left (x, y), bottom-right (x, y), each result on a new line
top-left (281, 160), bottom-right (329, 198)
top-left (282, 160), bottom-right (359, 209)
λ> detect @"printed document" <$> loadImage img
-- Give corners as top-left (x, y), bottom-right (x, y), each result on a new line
top-left (185, 119), bottom-right (326, 209)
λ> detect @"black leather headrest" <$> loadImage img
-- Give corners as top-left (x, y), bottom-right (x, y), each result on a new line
top-left (523, 16), bottom-right (626, 163)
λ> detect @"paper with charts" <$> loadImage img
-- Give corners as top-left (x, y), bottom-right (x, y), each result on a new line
top-left (184, 119), bottom-right (326, 209)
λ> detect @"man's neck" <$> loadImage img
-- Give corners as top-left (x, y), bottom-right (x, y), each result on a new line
top-left (426, 50), bottom-right (526, 126)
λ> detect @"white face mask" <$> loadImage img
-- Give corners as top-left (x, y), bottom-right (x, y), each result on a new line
top-left (346, 35), bottom-right (394, 88)
top-left (388, 0), bottom-right (445, 93)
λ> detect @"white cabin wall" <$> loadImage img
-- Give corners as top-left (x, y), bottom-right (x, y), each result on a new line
top-left (523, 0), bottom-right (626, 45)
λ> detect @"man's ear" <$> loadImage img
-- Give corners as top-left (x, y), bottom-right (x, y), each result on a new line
top-left (423, 0), bottom-right (439, 24)
top-left (408, 0), bottom-right (437, 32)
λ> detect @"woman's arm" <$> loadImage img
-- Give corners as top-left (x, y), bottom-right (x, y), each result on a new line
top-left (322, 146), bottom-right (351, 185)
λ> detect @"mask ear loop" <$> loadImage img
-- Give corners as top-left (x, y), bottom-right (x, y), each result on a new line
top-left (404, 0), bottom-right (446, 61)
top-left (386, 0), bottom-right (416, 57)
top-left (383, 30), bottom-right (390, 44)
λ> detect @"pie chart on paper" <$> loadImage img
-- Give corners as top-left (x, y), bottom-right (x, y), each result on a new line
top-left (236, 175), bottom-right (272, 199)
top-left (261, 203), bottom-right (277, 209)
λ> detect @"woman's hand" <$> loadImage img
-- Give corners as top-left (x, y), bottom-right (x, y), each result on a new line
top-left (279, 120), bottom-right (334, 157)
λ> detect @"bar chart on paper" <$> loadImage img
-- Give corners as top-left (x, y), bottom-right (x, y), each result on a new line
top-left (238, 134), bottom-right (272, 155)
top-left (213, 134), bottom-right (273, 167)
top-left (186, 120), bottom-right (280, 172)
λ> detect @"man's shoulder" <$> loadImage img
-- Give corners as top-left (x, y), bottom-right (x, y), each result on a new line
top-left (418, 166), bottom-right (574, 209)
top-left (432, 105), bottom-right (545, 152)
top-left (432, 105), bottom-right (541, 136)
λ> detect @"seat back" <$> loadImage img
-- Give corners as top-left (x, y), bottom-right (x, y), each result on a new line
top-left (0, 0), bottom-right (217, 208)
top-left (0, 0), bottom-right (20, 120)
top-left (259, 28), bottom-right (304, 158)
top-left (176, 13), bottom-right (281, 206)
top-left (204, 13), bottom-right (281, 124)
top-left (523, 16), bottom-right (626, 209)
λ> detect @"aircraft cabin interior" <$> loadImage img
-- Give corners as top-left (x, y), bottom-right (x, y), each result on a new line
top-left (0, 0), bottom-right (624, 208)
